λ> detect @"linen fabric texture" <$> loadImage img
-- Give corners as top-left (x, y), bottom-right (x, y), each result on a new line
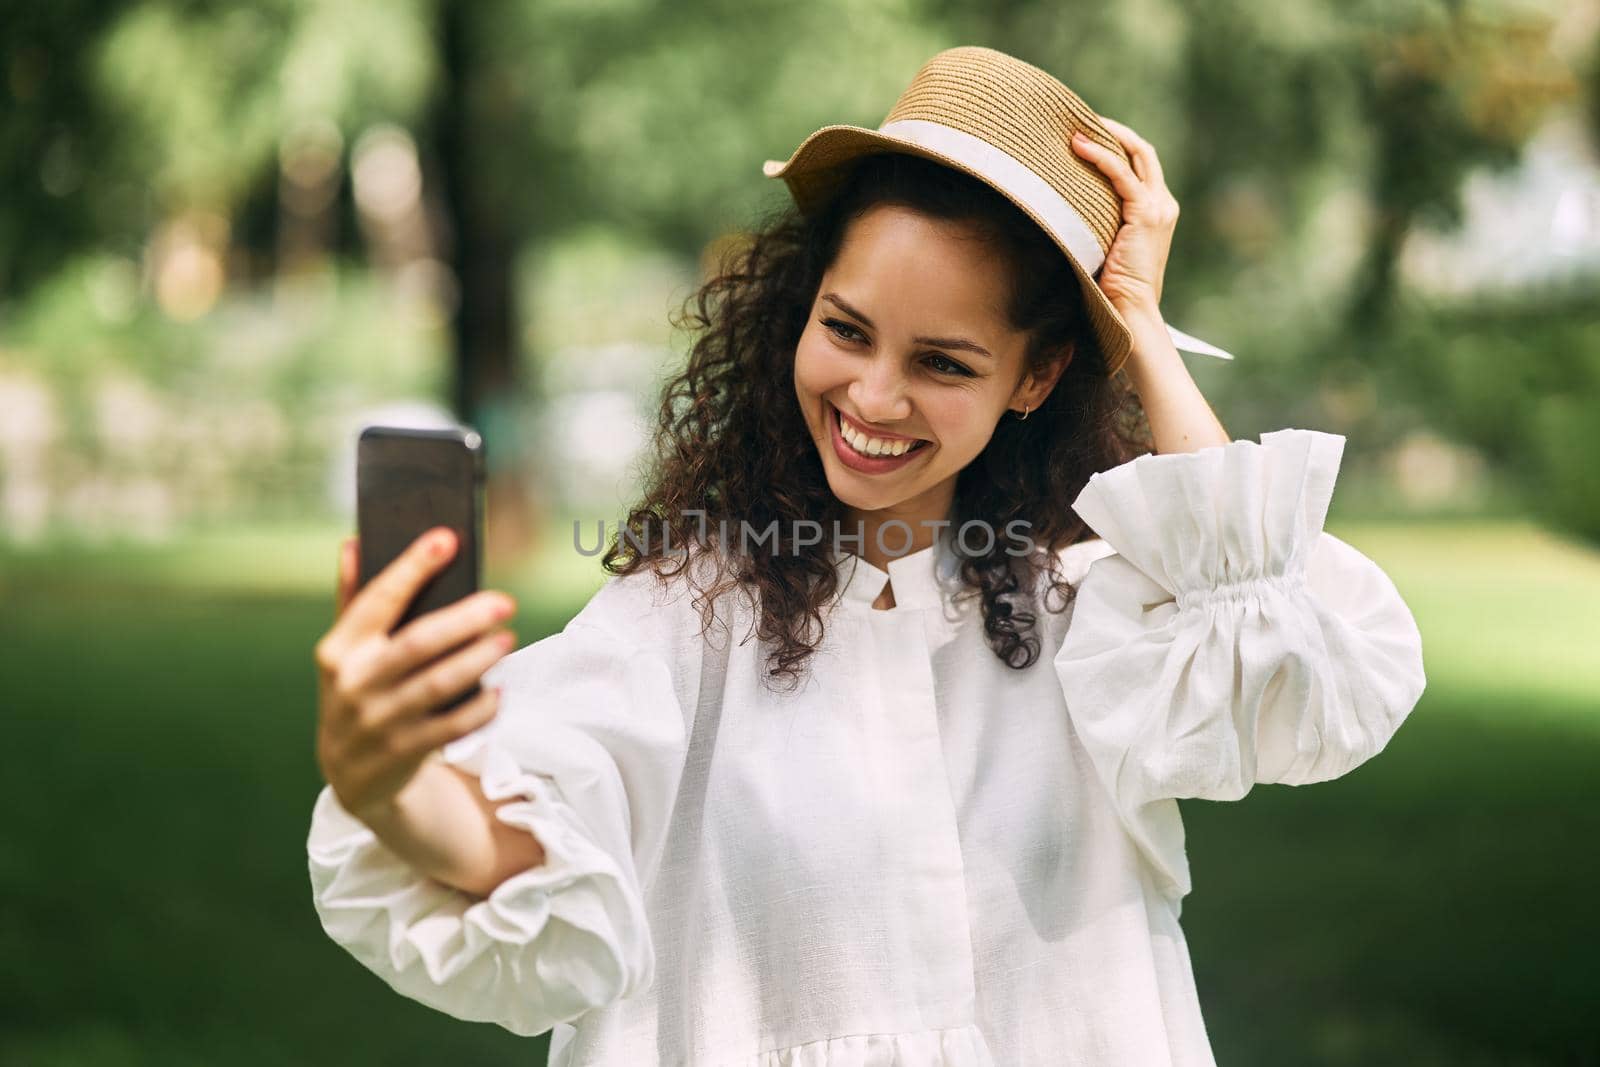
top-left (306, 428), bottom-right (1426, 1066)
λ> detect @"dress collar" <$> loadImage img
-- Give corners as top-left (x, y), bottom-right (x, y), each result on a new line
top-left (827, 525), bottom-right (964, 611)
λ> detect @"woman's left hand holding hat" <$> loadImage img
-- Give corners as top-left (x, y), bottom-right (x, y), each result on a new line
top-left (1068, 117), bottom-right (1179, 324)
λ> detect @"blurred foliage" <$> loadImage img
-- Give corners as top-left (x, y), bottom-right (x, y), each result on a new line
top-left (0, 261), bottom-right (447, 530)
top-left (1382, 288), bottom-right (1600, 537)
top-left (1, 0), bottom-right (1598, 538)
top-left (95, 0), bottom-right (436, 214)
top-left (2, 0), bottom-right (437, 294)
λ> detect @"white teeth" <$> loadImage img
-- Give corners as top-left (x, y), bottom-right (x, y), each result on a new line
top-left (838, 409), bottom-right (920, 457)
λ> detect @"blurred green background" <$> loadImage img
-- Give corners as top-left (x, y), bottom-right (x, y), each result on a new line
top-left (2, 1), bottom-right (1598, 1064)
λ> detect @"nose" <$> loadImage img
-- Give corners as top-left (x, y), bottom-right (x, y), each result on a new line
top-left (846, 353), bottom-right (913, 425)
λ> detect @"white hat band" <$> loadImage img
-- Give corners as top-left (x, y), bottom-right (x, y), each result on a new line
top-left (879, 119), bottom-right (1110, 275)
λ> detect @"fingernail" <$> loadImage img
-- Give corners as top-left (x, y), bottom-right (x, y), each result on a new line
top-left (430, 529), bottom-right (454, 557)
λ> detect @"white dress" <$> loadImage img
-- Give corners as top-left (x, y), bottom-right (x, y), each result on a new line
top-left (306, 429), bottom-right (1426, 1066)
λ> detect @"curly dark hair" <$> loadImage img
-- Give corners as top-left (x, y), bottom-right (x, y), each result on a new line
top-left (599, 152), bottom-right (1150, 690)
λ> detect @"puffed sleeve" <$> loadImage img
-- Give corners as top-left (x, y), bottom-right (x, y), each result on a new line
top-left (306, 563), bottom-right (710, 1037)
top-left (1053, 429), bottom-right (1425, 898)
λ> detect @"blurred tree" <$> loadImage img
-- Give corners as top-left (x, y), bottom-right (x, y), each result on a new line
top-left (429, 0), bottom-right (517, 432)
top-left (1350, 5), bottom-right (1575, 338)
top-left (1, 0), bottom-right (1594, 537)
top-left (0, 0), bottom-right (139, 298)
top-left (92, 0), bottom-right (436, 307)
top-left (422, 0), bottom-right (544, 556)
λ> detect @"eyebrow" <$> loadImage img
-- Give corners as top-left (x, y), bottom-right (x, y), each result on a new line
top-left (821, 293), bottom-right (995, 360)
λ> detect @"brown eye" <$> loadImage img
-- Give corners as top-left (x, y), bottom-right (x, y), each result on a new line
top-left (822, 318), bottom-right (864, 343)
top-left (926, 353), bottom-right (975, 377)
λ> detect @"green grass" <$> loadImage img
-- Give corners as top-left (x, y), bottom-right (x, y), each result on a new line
top-left (0, 519), bottom-right (1595, 1064)
top-left (1327, 520), bottom-right (1600, 714)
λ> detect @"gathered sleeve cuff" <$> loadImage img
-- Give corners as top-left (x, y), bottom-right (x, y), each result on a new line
top-left (1053, 429), bottom-right (1426, 817)
top-left (307, 572), bottom-right (702, 1037)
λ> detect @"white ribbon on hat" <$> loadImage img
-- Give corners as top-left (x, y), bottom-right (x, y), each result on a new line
top-left (861, 118), bottom-right (1235, 361)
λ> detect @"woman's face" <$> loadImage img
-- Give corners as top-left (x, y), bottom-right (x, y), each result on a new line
top-left (793, 202), bottom-right (1064, 526)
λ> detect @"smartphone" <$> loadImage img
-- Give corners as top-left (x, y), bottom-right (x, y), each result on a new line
top-left (356, 424), bottom-right (486, 714)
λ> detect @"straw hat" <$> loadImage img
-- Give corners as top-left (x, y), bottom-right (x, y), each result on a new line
top-left (761, 45), bottom-right (1233, 376)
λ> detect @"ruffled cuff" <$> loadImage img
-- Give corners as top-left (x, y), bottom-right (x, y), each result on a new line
top-left (1069, 428), bottom-right (1343, 599)
top-left (1057, 428), bottom-right (1425, 814)
top-left (306, 728), bottom-right (654, 1037)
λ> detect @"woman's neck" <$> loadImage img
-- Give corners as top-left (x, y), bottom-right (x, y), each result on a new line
top-left (842, 492), bottom-right (955, 573)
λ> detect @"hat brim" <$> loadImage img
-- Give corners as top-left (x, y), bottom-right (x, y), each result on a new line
top-left (763, 124), bottom-right (1134, 376)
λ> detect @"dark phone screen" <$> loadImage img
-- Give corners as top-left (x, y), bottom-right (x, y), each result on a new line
top-left (356, 426), bottom-right (485, 713)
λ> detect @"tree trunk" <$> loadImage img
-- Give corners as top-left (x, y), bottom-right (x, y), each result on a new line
top-left (428, 0), bottom-right (539, 563)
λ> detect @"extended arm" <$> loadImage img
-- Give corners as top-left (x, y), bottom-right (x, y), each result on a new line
top-left (357, 755), bottom-right (547, 900)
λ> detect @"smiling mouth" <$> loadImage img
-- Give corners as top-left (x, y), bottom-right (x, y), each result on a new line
top-left (832, 403), bottom-right (930, 457)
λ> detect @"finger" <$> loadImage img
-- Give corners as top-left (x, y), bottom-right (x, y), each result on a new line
top-left (394, 684), bottom-right (502, 761)
top-left (1070, 131), bottom-right (1143, 204)
top-left (359, 590), bottom-right (518, 692)
top-left (1097, 116), bottom-right (1148, 154)
top-left (329, 527), bottom-right (457, 651)
top-left (381, 628), bottom-right (516, 724)
top-left (335, 536), bottom-right (359, 618)
top-left (1099, 117), bottom-right (1165, 189)
top-left (324, 631), bottom-right (391, 714)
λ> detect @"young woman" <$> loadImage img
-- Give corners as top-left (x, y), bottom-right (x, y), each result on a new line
top-left (307, 47), bottom-right (1425, 1067)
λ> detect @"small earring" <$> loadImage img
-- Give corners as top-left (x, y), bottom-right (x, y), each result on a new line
top-left (1015, 404), bottom-right (1031, 421)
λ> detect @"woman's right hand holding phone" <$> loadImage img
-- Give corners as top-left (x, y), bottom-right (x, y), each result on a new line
top-left (314, 527), bottom-right (517, 826)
